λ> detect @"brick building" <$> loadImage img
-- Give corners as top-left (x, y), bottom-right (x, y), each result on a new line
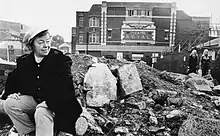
top-left (73, 1), bottom-right (210, 65)
top-left (174, 11), bottom-right (210, 52)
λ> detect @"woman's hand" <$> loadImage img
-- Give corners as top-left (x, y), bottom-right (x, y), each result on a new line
top-left (7, 93), bottom-right (21, 100)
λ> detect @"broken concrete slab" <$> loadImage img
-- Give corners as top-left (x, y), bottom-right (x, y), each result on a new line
top-left (84, 63), bottom-right (117, 107)
top-left (185, 77), bottom-right (212, 92)
top-left (118, 64), bottom-right (143, 97)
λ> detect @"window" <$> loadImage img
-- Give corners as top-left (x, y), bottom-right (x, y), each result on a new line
top-left (89, 17), bottom-right (99, 27)
top-left (107, 29), bottom-right (112, 39)
top-left (164, 35), bottom-right (169, 40)
top-left (93, 18), bottom-right (96, 26)
top-left (79, 30), bottom-right (84, 34)
top-left (8, 45), bottom-right (14, 50)
top-left (89, 33), bottom-right (99, 43)
top-left (141, 10), bottom-right (145, 16)
top-left (128, 10), bottom-right (134, 16)
top-left (21, 25), bottom-right (23, 30)
top-left (79, 34), bottom-right (83, 44)
top-left (164, 30), bottom-right (169, 41)
top-left (146, 10), bottom-right (151, 16)
top-left (137, 10), bottom-right (141, 16)
top-left (134, 10), bottom-right (137, 16)
top-left (152, 58), bottom-right (157, 63)
top-left (152, 53), bottom-right (159, 57)
top-left (72, 28), bottom-right (76, 35)
top-left (79, 17), bottom-right (84, 27)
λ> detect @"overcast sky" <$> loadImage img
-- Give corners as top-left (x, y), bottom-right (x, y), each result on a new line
top-left (0, 0), bottom-right (219, 42)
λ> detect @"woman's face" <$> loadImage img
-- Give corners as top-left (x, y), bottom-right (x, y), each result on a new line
top-left (33, 33), bottom-right (51, 57)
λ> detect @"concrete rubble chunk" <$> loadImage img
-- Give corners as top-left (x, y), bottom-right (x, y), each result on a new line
top-left (173, 73), bottom-right (187, 83)
top-left (213, 99), bottom-right (220, 107)
top-left (114, 126), bottom-right (129, 134)
top-left (167, 97), bottom-right (183, 107)
top-left (128, 98), bottom-right (155, 110)
top-left (118, 63), bottom-right (143, 96)
top-left (187, 73), bottom-right (215, 88)
top-left (191, 90), bottom-right (209, 97)
top-left (149, 116), bottom-right (158, 125)
top-left (134, 101), bottom-right (147, 110)
top-left (185, 77), bottom-right (212, 92)
top-left (80, 107), bottom-right (104, 134)
top-left (211, 96), bottom-right (220, 107)
top-left (188, 73), bottom-right (201, 78)
top-left (156, 89), bottom-right (177, 97)
top-left (125, 133), bottom-right (135, 136)
top-left (166, 110), bottom-right (183, 119)
top-left (213, 85), bottom-right (220, 95)
top-left (144, 97), bottom-right (155, 107)
top-left (148, 126), bottom-right (166, 133)
top-left (75, 116), bottom-right (88, 136)
top-left (213, 85), bottom-right (220, 91)
top-left (151, 89), bottom-right (177, 105)
top-left (84, 63), bottom-right (117, 107)
top-left (178, 116), bottom-right (220, 136)
top-left (206, 80), bottom-right (215, 88)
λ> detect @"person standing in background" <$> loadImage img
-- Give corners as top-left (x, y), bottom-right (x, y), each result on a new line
top-left (200, 49), bottom-right (211, 76)
top-left (187, 49), bottom-right (199, 74)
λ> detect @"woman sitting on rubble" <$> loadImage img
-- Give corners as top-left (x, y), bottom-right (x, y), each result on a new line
top-left (200, 49), bottom-right (211, 76)
top-left (187, 49), bottom-right (199, 74)
top-left (2, 28), bottom-right (82, 136)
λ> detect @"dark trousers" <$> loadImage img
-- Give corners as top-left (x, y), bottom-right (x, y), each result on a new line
top-left (202, 68), bottom-right (209, 76)
top-left (188, 68), bottom-right (197, 74)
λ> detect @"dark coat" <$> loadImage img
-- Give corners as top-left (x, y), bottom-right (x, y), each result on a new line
top-left (200, 55), bottom-right (211, 76)
top-left (4, 48), bottom-right (82, 134)
top-left (201, 55), bottom-right (211, 70)
top-left (188, 55), bottom-right (199, 74)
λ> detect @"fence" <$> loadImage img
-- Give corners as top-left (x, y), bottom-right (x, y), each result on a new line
top-left (154, 52), bottom-right (190, 74)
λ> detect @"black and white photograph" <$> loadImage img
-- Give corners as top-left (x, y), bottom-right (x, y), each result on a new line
top-left (0, 0), bottom-right (219, 135)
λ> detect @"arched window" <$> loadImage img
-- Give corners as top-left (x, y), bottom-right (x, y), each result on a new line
top-left (89, 17), bottom-right (100, 27)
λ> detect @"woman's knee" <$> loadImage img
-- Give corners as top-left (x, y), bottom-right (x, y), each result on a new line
top-left (34, 107), bottom-right (54, 123)
top-left (3, 98), bottom-right (17, 113)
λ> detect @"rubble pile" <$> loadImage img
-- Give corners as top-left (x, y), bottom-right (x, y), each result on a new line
top-left (1, 54), bottom-right (220, 136)
top-left (69, 54), bottom-right (220, 136)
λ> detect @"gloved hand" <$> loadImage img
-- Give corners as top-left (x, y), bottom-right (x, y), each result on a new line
top-left (7, 92), bottom-right (21, 100)
top-left (186, 66), bottom-right (189, 73)
top-left (208, 69), bottom-right (211, 74)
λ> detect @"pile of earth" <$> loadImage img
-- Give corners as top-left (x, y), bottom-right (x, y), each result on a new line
top-left (1, 54), bottom-right (220, 136)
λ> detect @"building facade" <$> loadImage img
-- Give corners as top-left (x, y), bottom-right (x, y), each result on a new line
top-left (173, 11), bottom-right (210, 52)
top-left (0, 20), bottom-right (29, 61)
top-left (73, 1), bottom-right (177, 64)
top-left (209, 24), bottom-right (220, 38)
